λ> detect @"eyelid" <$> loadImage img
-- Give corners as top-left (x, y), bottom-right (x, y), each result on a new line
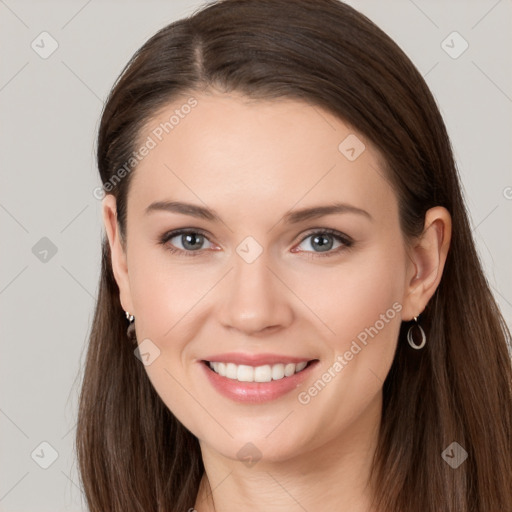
top-left (296, 227), bottom-right (352, 245)
top-left (159, 227), bottom-right (354, 257)
top-left (159, 228), bottom-right (216, 252)
top-left (291, 228), bottom-right (353, 257)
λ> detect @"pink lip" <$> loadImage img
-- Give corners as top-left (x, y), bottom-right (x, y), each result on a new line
top-left (202, 352), bottom-right (312, 366)
top-left (199, 359), bottom-right (319, 404)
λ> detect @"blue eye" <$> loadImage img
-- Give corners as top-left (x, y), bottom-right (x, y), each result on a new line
top-left (295, 229), bottom-right (353, 257)
top-left (159, 229), bottom-right (213, 257)
top-left (159, 228), bottom-right (353, 258)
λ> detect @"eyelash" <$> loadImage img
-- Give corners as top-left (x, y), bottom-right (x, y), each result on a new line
top-left (158, 228), bottom-right (354, 259)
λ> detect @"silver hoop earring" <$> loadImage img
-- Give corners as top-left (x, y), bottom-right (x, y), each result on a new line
top-left (125, 311), bottom-right (136, 343)
top-left (407, 316), bottom-right (426, 350)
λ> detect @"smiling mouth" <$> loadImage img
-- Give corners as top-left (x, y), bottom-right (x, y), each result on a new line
top-left (203, 360), bottom-right (316, 383)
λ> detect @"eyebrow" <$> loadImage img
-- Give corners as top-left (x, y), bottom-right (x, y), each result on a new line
top-left (145, 200), bottom-right (373, 223)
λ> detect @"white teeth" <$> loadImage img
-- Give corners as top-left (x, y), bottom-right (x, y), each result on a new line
top-left (237, 365), bottom-right (254, 382)
top-left (217, 362), bottom-right (226, 377)
top-left (225, 362), bottom-right (238, 379)
top-left (254, 365), bottom-right (272, 383)
top-left (271, 364), bottom-right (285, 380)
top-left (284, 363), bottom-right (296, 377)
top-left (208, 361), bottom-right (310, 382)
top-left (296, 361), bottom-right (307, 372)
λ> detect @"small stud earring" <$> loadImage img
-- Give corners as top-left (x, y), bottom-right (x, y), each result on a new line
top-left (125, 311), bottom-right (136, 343)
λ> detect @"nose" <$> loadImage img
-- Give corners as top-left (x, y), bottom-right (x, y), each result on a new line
top-left (218, 249), bottom-right (294, 336)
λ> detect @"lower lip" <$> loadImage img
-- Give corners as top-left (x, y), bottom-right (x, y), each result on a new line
top-left (200, 361), bottom-right (318, 403)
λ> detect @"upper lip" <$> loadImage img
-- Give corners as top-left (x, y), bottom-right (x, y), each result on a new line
top-left (202, 353), bottom-right (316, 366)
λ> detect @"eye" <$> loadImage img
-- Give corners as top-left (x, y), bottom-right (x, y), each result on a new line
top-left (159, 227), bottom-right (354, 258)
top-left (293, 228), bottom-right (354, 258)
top-left (159, 229), bottom-right (215, 257)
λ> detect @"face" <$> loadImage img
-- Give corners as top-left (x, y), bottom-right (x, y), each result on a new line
top-left (105, 90), bottom-right (419, 463)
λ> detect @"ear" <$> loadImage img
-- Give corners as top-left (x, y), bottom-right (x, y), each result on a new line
top-left (401, 206), bottom-right (452, 321)
top-left (102, 194), bottom-right (134, 315)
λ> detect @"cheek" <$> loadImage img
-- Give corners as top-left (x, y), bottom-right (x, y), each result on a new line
top-left (293, 242), bottom-right (406, 349)
top-left (290, 247), bottom-right (405, 442)
top-left (127, 245), bottom-right (206, 341)
top-left (126, 247), bottom-right (210, 430)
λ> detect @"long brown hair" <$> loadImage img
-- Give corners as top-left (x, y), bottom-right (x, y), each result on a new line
top-left (76, 1), bottom-right (512, 510)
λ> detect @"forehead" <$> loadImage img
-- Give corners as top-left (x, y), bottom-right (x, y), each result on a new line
top-left (128, 91), bottom-right (397, 224)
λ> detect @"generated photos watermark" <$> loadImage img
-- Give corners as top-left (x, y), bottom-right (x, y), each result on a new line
top-left (298, 301), bottom-right (402, 405)
top-left (93, 96), bottom-right (198, 200)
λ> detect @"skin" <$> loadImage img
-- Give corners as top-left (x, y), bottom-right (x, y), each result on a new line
top-left (102, 90), bottom-right (451, 512)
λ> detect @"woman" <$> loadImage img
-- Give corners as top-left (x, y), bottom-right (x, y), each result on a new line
top-left (76, 0), bottom-right (512, 511)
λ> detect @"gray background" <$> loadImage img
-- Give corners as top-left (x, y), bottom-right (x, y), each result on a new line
top-left (1, 0), bottom-right (511, 510)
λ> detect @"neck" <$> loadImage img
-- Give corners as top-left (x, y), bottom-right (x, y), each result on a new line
top-left (194, 393), bottom-right (382, 512)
